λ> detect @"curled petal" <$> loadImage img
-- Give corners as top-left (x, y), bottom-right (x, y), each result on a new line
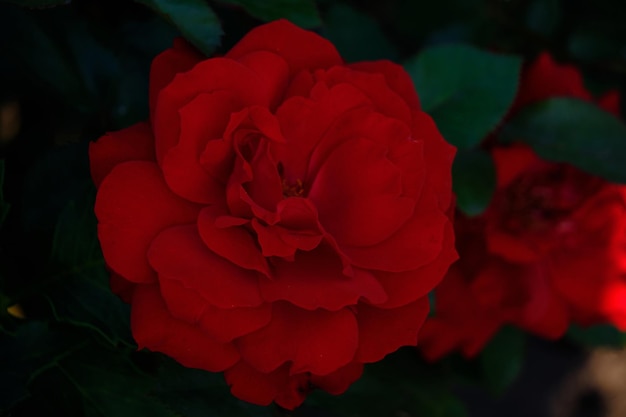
top-left (251, 198), bottom-right (324, 258)
top-left (154, 53), bottom-right (289, 163)
top-left (252, 220), bottom-right (322, 258)
top-left (260, 246), bottom-right (387, 310)
top-left (161, 91), bottom-right (242, 204)
top-left (276, 83), bottom-right (372, 182)
top-left (197, 206), bottom-right (270, 277)
top-left (309, 137), bottom-right (415, 247)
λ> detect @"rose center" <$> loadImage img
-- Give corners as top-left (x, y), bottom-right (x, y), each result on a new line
top-left (282, 179), bottom-right (305, 198)
top-left (494, 164), bottom-right (603, 236)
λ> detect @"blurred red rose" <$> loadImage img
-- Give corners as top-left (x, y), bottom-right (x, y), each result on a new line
top-left (420, 52), bottom-right (626, 361)
top-left (90, 20), bottom-right (456, 408)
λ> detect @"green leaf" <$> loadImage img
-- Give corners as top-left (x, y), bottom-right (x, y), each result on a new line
top-left (453, 149), bottom-right (496, 216)
top-left (0, 160), bottom-right (9, 226)
top-left (568, 324), bottom-right (626, 348)
top-left (406, 44), bottom-right (521, 149)
top-left (47, 193), bottom-right (131, 346)
top-left (218, 0), bottom-right (321, 28)
top-left (500, 97), bottom-right (626, 184)
top-left (135, 0), bottom-right (222, 56)
top-left (322, 3), bottom-right (398, 62)
top-left (1, 0), bottom-right (69, 8)
top-left (480, 326), bottom-right (525, 394)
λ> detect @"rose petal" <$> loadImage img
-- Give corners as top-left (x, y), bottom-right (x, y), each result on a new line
top-left (355, 298), bottom-right (429, 363)
top-left (131, 285), bottom-right (239, 371)
top-left (237, 302), bottom-right (358, 375)
top-left (309, 137), bottom-right (415, 247)
top-left (513, 52), bottom-right (592, 112)
top-left (154, 52), bottom-right (288, 163)
top-left (284, 70), bottom-right (316, 99)
top-left (226, 20), bottom-right (342, 77)
top-left (311, 362), bottom-right (364, 395)
top-left (317, 66), bottom-right (412, 124)
top-left (375, 220), bottom-right (457, 308)
top-left (260, 246), bottom-right (387, 310)
top-left (419, 314), bottom-right (503, 361)
top-left (276, 83), bottom-right (372, 182)
top-left (486, 230), bottom-right (540, 263)
top-left (148, 225), bottom-right (264, 308)
top-left (491, 145), bottom-right (542, 188)
top-left (95, 161), bottom-right (200, 283)
top-left (149, 38), bottom-right (203, 119)
top-left (197, 206), bottom-right (270, 277)
top-left (252, 220), bottom-right (322, 258)
top-left (243, 137), bottom-right (283, 212)
top-left (224, 362), bottom-right (307, 409)
top-left (601, 282), bottom-right (626, 330)
top-left (342, 206), bottom-right (450, 273)
top-left (161, 91), bottom-right (242, 204)
top-left (349, 60), bottom-right (420, 110)
top-left (306, 107), bottom-right (422, 199)
top-left (89, 122), bottom-right (155, 187)
top-left (158, 278), bottom-right (271, 343)
top-left (250, 198), bottom-right (324, 257)
top-left (515, 264), bottom-right (570, 339)
top-left (411, 111), bottom-right (456, 211)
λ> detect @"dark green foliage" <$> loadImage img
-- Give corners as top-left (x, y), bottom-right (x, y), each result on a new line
top-left (218, 0), bottom-right (321, 28)
top-left (452, 149), bottom-right (496, 216)
top-left (501, 98), bottom-right (626, 184)
top-left (406, 44), bottom-right (521, 149)
top-left (479, 327), bottom-right (526, 395)
top-left (135, 0), bottom-right (222, 56)
top-left (322, 3), bottom-right (398, 62)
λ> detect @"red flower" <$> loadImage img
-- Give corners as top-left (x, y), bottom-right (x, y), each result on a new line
top-left (90, 20), bottom-right (456, 408)
top-left (419, 52), bottom-right (626, 361)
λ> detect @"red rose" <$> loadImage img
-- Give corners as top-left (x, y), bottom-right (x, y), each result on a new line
top-left (90, 20), bottom-right (456, 408)
top-left (419, 52), bottom-right (626, 361)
